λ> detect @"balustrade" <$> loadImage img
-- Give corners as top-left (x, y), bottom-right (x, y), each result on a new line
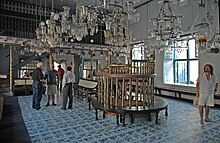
top-left (97, 72), bottom-right (156, 110)
top-left (96, 60), bottom-right (156, 110)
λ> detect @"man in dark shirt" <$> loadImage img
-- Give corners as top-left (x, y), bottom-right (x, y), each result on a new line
top-left (45, 64), bottom-right (58, 106)
top-left (32, 62), bottom-right (45, 110)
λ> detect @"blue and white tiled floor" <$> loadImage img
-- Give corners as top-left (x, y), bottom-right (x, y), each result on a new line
top-left (18, 95), bottom-right (220, 143)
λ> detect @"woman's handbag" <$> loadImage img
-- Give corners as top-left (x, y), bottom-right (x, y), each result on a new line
top-left (193, 96), bottom-right (199, 108)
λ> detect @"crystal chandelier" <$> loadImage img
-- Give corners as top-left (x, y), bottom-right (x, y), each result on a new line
top-left (34, 0), bottom-right (133, 54)
top-left (196, 33), bottom-right (220, 54)
top-left (34, 0), bottom-right (98, 52)
top-left (30, 39), bottom-right (50, 56)
top-left (35, 11), bottom-right (62, 48)
top-left (205, 33), bottom-right (220, 54)
top-left (211, 33), bottom-right (220, 49)
top-left (149, 0), bottom-right (182, 42)
top-left (67, 0), bottom-right (98, 41)
top-left (196, 35), bottom-right (209, 53)
top-left (101, 0), bottom-right (133, 47)
top-left (46, 12), bottom-right (63, 47)
top-left (191, 0), bottom-right (215, 54)
top-left (35, 21), bottom-right (51, 54)
top-left (190, 0), bottom-right (213, 39)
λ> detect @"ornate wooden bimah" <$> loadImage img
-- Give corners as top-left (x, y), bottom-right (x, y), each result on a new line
top-left (90, 60), bottom-right (168, 126)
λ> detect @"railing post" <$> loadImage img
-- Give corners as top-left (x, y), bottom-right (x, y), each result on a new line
top-left (110, 77), bottom-right (113, 107)
top-left (104, 76), bottom-right (107, 108)
top-left (151, 77), bottom-right (155, 105)
top-left (122, 78), bottom-right (125, 108)
top-left (143, 77), bottom-right (147, 106)
top-left (106, 76), bottom-right (109, 108)
top-left (129, 79), bottom-right (132, 108)
top-left (98, 75), bottom-right (100, 102)
top-left (90, 50), bottom-right (93, 80)
top-left (135, 79), bottom-right (138, 108)
top-left (9, 45), bottom-right (13, 94)
top-left (115, 78), bottom-right (119, 109)
top-left (100, 76), bottom-right (103, 104)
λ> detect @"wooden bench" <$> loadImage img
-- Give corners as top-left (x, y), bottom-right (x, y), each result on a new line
top-left (14, 78), bottom-right (33, 96)
top-left (154, 87), bottom-right (196, 98)
top-left (154, 86), bottom-right (220, 106)
top-left (76, 78), bottom-right (98, 109)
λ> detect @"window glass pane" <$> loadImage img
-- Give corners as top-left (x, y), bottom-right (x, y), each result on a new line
top-left (83, 61), bottom-right (96, 70)
top-left (19, 59), bottom-right (40, 78)
top-left (83, 60), bottom-right (97, 79)
top-left (174, 41), bottom-right (187, 59)
top-left (83, 62), bottom-right (90, 70)
top-left (164, 49), bottom-right (174, 59)
top-left (132, 43), bottom-right (144, 60)
top-left (175, 61), bottom-right (187, 84)
top-left (188, 39), bottom-right (196, 59)
top-left (163, 59), bottom-right (174, 84)
top-left (189, 60), bottom-right (198, 85)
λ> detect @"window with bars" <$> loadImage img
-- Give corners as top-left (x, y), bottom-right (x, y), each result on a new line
top-left (82, 60), bottom-right (98, 79)
top-left (19, 59), bottom-right (41, 78)
top-left (163, 39), bottom-right (198, 85)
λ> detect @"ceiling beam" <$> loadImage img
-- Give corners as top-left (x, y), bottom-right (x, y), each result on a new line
top-left (133, 0), bottom-right (155, 9)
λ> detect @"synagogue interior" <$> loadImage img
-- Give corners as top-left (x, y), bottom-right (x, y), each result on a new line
top-left (0, 0), bottom-right (220, 142)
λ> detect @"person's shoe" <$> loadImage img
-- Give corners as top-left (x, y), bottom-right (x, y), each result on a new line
top-left (61, 107), bottom-right (66, 110)
top-left (68, 106), bottom-right (72, 109)
top-left (52, 102), bottom-right (57, 106)
top-left (45, 103), bottom-right (50, 106)
top-left (36, 107), bottom-right (41, 110)
top-left (200, 121), bottom-right (204, 125)
top-left (205, 118), bottom-right (212, 122)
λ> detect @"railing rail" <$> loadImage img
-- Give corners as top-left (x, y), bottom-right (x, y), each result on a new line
top-left (107, 60), bottom-right (155, 75)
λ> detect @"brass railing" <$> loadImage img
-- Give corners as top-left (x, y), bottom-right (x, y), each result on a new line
top-left (131, 60), bottom-right (155, 74)
top-left (106, 60), bottom-right (155, 75)
top-left (96, 72), bottom-right (156, 110)
top-left (108, 64), bottom-right (131, 74)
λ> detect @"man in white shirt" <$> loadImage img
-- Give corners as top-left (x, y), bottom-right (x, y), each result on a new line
top-left (61, 66), bottom-right (76, 110)
top-left (196, 64), bottom-right (218, 124)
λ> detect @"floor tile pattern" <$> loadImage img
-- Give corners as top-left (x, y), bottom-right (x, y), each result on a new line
top-left (18, 95), bottom-right (220, 143)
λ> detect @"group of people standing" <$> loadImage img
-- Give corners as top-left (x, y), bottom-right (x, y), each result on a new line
top-left (32, 62), bottom-right (75, 110)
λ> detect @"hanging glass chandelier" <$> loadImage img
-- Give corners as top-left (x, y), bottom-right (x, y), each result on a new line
top-left (34, 0), bottom-right (133, 55)
top-left (190, 0), bottom-right (212, 37)
top-left (196, 33), bottom-right (220, 54)
top-left (35, 21), bottom-right (51, 54)
top-left (73, 0), bottom-right (98, 39)
top-left (149, 0), bottom-right (182, 42)
top-left (191, 0), bottom-right (215, 54)
top-left (101, 0), bottom-right (133, 47)
top-left (46, 12), bottom-right (63, 47)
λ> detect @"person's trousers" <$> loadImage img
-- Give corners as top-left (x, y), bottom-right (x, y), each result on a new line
top-left (59, 78), bottom-right (63, 92)
top-left (32, 81), bottom-right (43, 108)
top-left (62, 83), bottom-right (73, 109)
